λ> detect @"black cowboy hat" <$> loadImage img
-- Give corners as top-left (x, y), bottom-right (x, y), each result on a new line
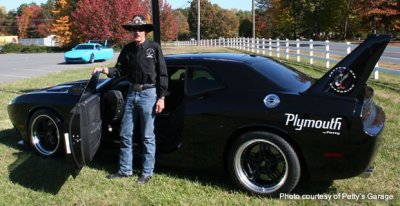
top-left (122, 15), bottom-right (154, 32)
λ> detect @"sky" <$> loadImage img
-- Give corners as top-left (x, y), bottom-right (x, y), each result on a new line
top-left (1, 0), bottom-right (252, 12)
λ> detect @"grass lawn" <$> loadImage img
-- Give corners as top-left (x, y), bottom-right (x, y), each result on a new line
top-left (0, 46), bottom-right (398, 206)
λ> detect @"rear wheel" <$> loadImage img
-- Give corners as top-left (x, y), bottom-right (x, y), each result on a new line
top-left (28, 109), bottom-right (63, 156)
top-left (228, 131), bottom-right (300, 196)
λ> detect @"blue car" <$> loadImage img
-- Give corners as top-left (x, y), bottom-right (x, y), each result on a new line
top-left (64, 43), bottom-right (113, 64)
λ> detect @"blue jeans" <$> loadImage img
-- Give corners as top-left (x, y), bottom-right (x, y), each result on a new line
top-left (118, 87), bottom-right (157, 176)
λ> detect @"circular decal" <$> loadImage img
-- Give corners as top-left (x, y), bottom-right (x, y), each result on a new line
top-left (328, 67), bottom-right (356, 93)
top-left (263, 94), bottom-right (280, 108)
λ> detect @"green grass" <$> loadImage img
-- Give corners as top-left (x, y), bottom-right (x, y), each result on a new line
top-left (0, 46), bottom-right (399, 205)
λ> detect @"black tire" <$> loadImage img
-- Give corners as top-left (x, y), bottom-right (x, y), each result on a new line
top-left (28, 109), bottom-right (63, 156)
top-left (89, 54), bottom-right (95, 63)
top-left (227, 131), bottom-right (301, 196)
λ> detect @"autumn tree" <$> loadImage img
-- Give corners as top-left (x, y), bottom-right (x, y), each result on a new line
top-left (71, 0), bottom-right (147, 46)
top-left (52, 0), bottom-right (72, 45)
top-left (188, 0), bottom-right (239, 39)
top-left (159, 0), bottom-right (178, 41)
top-left (357, 0), bottom-right (400, 34)
top-left (174, 9), bottom-right (190, 40)
top-left (16, 3), bottom-right (44, 38)
top-left (36, 0), bottom-right (55, 37)
top-left (214, 8), bottom-right (239, 37)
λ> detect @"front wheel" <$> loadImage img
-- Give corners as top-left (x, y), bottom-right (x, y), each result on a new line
top-left (28, 109), bottom-right (63, 156)
top-left (227, 131), bottom-right (301, 196)
top-left (89, 54), bottom-right (95, 63)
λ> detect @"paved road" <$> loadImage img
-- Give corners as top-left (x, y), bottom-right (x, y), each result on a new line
top-left (0, 53), bottom-right (118, 84)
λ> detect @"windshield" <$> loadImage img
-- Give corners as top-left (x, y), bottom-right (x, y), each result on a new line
top-left (252, 59), bottom-right (314, 92)
top-left (75, 45), bottom-right (94, 50)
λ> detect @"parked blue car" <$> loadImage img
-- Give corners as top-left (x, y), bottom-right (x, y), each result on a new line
top-left (64, 43), bottom-right (113, 64)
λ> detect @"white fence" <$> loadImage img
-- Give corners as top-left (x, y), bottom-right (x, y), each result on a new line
top-left (175, 37), bottom-right (400, 80)
top-left (19, 35), bottom-right (57, 47)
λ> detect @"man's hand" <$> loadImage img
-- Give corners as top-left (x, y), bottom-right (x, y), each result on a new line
top-left (155, 98), bottom-right (165, 114)
top-left (92, 67), bottom-right (108, 75)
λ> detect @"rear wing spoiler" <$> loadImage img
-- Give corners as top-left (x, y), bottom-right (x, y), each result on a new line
top-left (306, 35), bottom-right (391, 98)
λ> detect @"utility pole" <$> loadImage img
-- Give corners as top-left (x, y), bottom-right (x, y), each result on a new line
top-left (197, 0), bottom-right (201, 46)
top-left (151, 0), bottom-right (161, 44)
top-left (252, 0), bottom-right (255, 38)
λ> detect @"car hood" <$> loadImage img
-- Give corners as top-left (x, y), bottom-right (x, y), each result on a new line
top-left (65, 50), bottom-right (92, 57)
top-left (27, 80), bottom-right (89, 94)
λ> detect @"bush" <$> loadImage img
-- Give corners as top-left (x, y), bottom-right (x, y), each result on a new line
top-left (1, 43), bottom-right (64, 53)
top-left (2, 43), bottom-right (24, 53)
top-left (21, 44), bottom-right (48, 53)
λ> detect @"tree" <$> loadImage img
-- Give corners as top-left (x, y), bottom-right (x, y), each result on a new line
top-left (0, 6), bottom-right (7, 35)
top-left (188, 0), bottom-right (239, 39)
top-left (52, 0), bottom-right (72, 45)
top-left (301, 0), bottom-right (347, 39)
top-left (71, 0), bottom-right (147, 46)
top-left (16, 3), bottom-right (44, 38)
top-left (214, 9), bottom-right (239, 37)
top-left (279, 0), bottom-right (307, 39)
top-left (1, 10), bottom-right (18, 35)
top-left (159, 0), bottom-right (178, 41)
top-left (174, 9), bottom-right (190, 40)
top-left (357, 0), bottom-right (400, 34)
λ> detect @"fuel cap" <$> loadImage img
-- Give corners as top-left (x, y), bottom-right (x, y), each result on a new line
top-left (263, 94), bottom-right (280, 108)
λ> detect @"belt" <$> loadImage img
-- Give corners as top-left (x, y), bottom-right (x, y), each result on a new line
top-left (131, 83), bottom-right (155, 92)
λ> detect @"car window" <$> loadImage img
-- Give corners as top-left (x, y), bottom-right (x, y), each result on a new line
top-left (186, 67), bottom-right (222, 95)
top-left (76, 45), bottom-right (94, 50)
top-left (252, 60), bottom-right (314, 92)
top-left (170, 68), bottom-right (185, 81)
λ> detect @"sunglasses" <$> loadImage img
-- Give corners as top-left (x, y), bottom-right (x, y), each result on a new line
top-left (132, 29), bottom-right (145, 32)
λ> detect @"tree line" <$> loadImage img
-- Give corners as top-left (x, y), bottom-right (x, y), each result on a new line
top-left (0, 0), bottom-right (399, 47)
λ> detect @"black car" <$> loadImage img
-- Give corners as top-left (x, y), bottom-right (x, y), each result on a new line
top-left (7, 35), bottom-right (390, 196)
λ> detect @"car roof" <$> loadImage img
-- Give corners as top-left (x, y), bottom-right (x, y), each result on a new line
top-left (165, 53), bottom-right (267, 65)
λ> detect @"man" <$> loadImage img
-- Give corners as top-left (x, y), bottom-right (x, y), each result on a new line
top-left (93, 15), bottom-right (168, 184)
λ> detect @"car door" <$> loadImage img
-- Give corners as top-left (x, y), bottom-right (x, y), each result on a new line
top-left (180, 66), bottom-right (226, 151)
top-left (154, 67), bottom-right (186, 153)
top-left (65, 73), bottom-right (102, 175)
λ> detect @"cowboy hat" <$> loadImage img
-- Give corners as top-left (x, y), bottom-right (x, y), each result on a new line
top-left (122, 15), bottom-right (154, 32)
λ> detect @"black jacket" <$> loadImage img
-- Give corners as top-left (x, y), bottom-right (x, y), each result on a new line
top-left (108, 40), bottom-right (168, 98)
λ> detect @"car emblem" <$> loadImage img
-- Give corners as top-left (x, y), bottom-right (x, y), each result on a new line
top-left (328, 67), bottom-right (357, 94)
top-left (263, 94), bottom-right (280, 108)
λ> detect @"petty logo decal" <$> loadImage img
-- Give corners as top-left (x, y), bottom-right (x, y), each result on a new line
top-left (146, 48), bottom-right (155, 58)
top-left (328, 67), bottom-right (356, 93)
top-left (285, 113), bottom-right (342, 135)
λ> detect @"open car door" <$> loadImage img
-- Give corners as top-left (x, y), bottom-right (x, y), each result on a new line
top-left (65, 72), bottom-right (102, 176)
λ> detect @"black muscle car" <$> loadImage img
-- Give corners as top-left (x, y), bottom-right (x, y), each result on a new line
top-left (7, 35), bottom-right (390, 196)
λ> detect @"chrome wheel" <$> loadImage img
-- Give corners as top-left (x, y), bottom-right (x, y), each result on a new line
top-left (228, 131), bottom-right (300, 196)
top-left (235, 139), bottom-right (288, 194)
top-left (29, 111), bottom-right (61, 156)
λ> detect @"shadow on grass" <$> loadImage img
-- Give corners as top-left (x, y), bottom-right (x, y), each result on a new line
top-left (90, 144), bottom-right (238, 194)
top-left (0, 128), bottom-right (70, 195)
top-left (1, 128), bottom-right (335, 197)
